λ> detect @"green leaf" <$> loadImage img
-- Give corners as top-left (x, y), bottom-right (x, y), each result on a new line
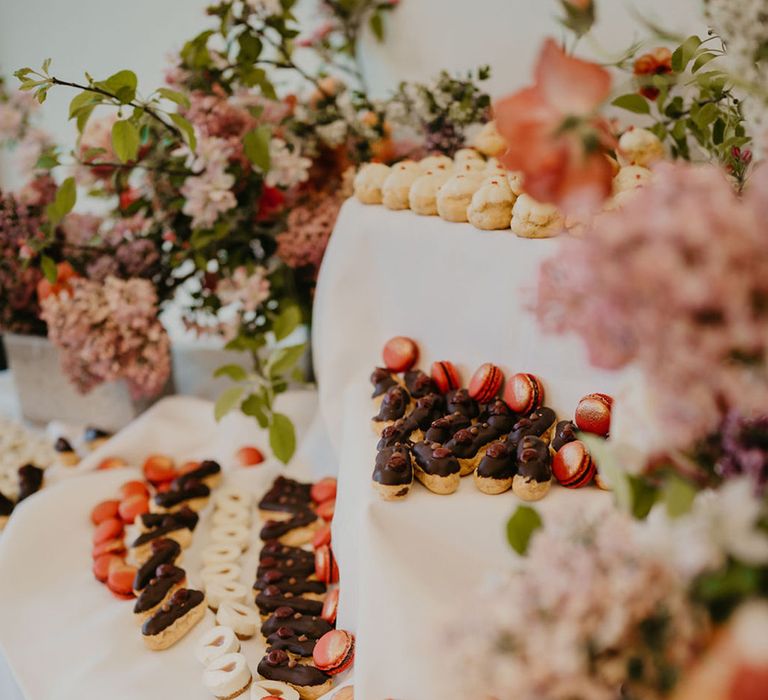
top-left (169, 112), bottom-right (197, 151)
top-left (628, 476), bottom-right (658, 519)
top-left (269, 343), bottom-right (306, 377)
top-left (238, 33), bottom-right (263, 63)
top-left (612, 94), bottom-right (650, 115)
top-left (269, 412), bottom-right (296, 464)
top-left (506, 506), bottom-right (542, 556)
top-left (243, 126), bottom-right (271, 172)
top-left (45, 177), bottom-right (77, 227)
top-left (369, 11), bottom-right (384, 41)
top-left (241, 393), bottom-right (269, 429)
top-left (40, 255), bottom-right (57, 283)
top-left (76, 105), bottom-right (95, 133)
top-left (213, 364), bottom-right (248, 381)
top-left (662, 475), bottom-right (697, 518)
top-left (156, 87), bottom-right (190, 108)
top-left (42, 58), bottom-right (52, 74)
top-left (112, 119), bottom-right (140, 163)
top-left (273, 304), bottom-right (301, 341)
top-left (98, 69), bottom-right (137, 104)
top-left (68, 91), bottom-right (101, 119)
top-left (671, 35), bottom-right (702, 73)
top-left (35, 151), bottom-right (60, 170)
top-left (692, 52), bottom-right (717, 73)
top-left (214, 386), bottom-right (245, 421)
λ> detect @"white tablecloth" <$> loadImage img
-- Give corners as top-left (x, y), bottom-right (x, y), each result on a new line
top-left (313, 200), bottom-right (622, 698)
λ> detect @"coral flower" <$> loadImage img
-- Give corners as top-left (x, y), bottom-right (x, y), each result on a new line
top-left (494, 39), bottom-right (614, 215)
top-left (633, 47), bottom-right (673, 100)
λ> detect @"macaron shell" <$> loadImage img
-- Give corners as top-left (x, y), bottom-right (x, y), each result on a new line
top-left (430, 361), bottom-right (461, 393)
top-left (321, 588), bottom-right (339, 624)
top-left (552, 440), bottom-right (595, 488)
top-left (313, 629), bottom-right (355, 674)
top-left (504, 373), bottom-right (544, 413)
top-left (468, 363), bottom-right (504, 403)
top-left (575, 393), bottom-right (613, 436)
top-left (382, 336), bottom-right (419, 372)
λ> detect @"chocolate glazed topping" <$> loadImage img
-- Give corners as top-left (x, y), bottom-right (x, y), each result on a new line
top-left (446, 389), bottom-right (480, 419)
top-left (552, 420), bottom-right (577, 452)
top-left (403, 393), bottom-right (445, 431)
top-left (370, 367), bottom-right (397, 398)
top-left (373, 444), bottom-right (413, 486)
top-left (266, 628), bottom-right (317, 658)
top-left (133, 565), bottom-right (185, 613)
top-left (424, 412), bottom-right (471, 444)
top-left (477, 441), bottom-right (516, 479)
top-left (259, 510), bottom-right (318, 541)
top-left (412, 441), bottom-right (460, 477)
top-left (54, 437), bottom-right (74, 452)
top-left (480, 399), bottom-right (518, 434)
top-left (254, 569), bottom-right (327, 596)
top-left (257, 558), bottom-right (316, 580)
top-left (153, 480), bottom-right (210, 508)
top-left (261, 606), bottom-right (333, 639)
top-left (258, 478), bottom-right (312, 513)
top-left (0, 492), bottom-right (14, 516)
top-left (506, 407), bottom-right (557, 450)
top-left (140, 507), bottom-right (199, 532)
top-left (404, 370), bottom-right (438, 398)
top-left (372, 386), bottom-right (410, 422)
top-left (257, 650), bottom-right (331, 687)
top-left (377, 419), bottom-right (415, 449)
top-left (445, 423), bottom-right (499, 459)
top-left (17, 465), bottom-right (44, 502)
top-left (173, 460), bottom-right (221, 489)
top-left (141, 588), bottom-right (204, 636)
top-left (260, 541), bottom-right (316, 562)
top-left (256, 586), bottom-right (324, 616)
top-left (133, 538), bottom-right (181, 591)
top-left (516, 436), bottom-right (552, 483)
top-left (132, 513), bottom-right (197, 547)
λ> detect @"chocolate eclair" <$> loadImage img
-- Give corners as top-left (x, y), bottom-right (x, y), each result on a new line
top-left (371, 385), bottom-right (410, 435)
top-left (54, 437), bottom-right (79, 467)
top-left (17, 464), bottom-right (44, 503)
top-left (130, 509), bottom-right (198, 564)
top-left (474, 441), bottom-right (516, 495)
top-left (370, 367), bottom-right (398, 400)
top-left (173, 459), bottom-right (221, 489)
top-left (424, 412), bottom-right (472, 444)
top-left (505, 407), bottom-right (557, 450)
top-left (254, 569), bottom-right (327, 599)
top-left (445, 388), bottom-right (480, 420)
top-left (257, 649), bottom-right (332, 697)
top-left (479, 399), bottom-right (518, 435)
top-left (0, 492), bottom-right (14, 529)
top-left (139, 506), bottom-right (199, 533)
top-left (259, 510), bottom-right (319, 547)
top-left (412, 441), bottom-right (460, 495)
top-left (133, 538), bottom-right (181, 593)
top-left (376, 418), bottom-right (415, 449)
top-left (402, 393), bottom-right (445, 437)
top-left (84, 426), bottom-right (111, 450)
top-left (259, 476), bottom-right (313, 521)
top-left (512, 435), bottom-right (553, 502)
top-left (261, 541), bottom-right (316, 564)
top-left (552, 420), bottom-right (577, 453)
top-left (261, 606), bottom-right (334, 640)
top-left (258, 556), bottom-right (316, 581)
top-left (141, 588), bottom-right (206, 650)
top-left (404, 369), bottom-right (438, 398)
top-left (133, 564), bottom-right (186, 619)
top-left (266, 627), bottom-right (317, 659)
top-left (372, 444), bottom-right (413, 501)
top-left (444, 423), bottom-right (499, 476)
top-left (152, 479), bottom-right (210, 513)
top-left (255, 585), bottom-right (324, 617)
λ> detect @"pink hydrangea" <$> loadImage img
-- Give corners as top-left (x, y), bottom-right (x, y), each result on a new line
top-left (216, 266), bottom-right (271, 312)
top-left (276, 193), bottom-right (342, 273)
top-left (40, 276), bottom-right (171, 398)
top-left (536, 162), bottom-right (768, 448)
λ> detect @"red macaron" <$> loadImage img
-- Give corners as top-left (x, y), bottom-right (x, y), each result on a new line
top-left (118, 494), bottom-right (149, 524)
top-left (313, 629), bottom-right (355, 676)
top-left (97, 457), bottom-right (127, 471)
top-left (575, 393), bottom-right (613, 437)
top-left (504, 373), bottom-right (545, 414)
top-left (321, 588), bottom-right (339, 624)
top-left (315, 544), bottom-right (339, 584)
top-left (93, 517), bottom-right (124, 545)
top-left (312, 523), bottom-right (332, 550)
top-left (552, 440), bottom-right (595, 488)
top-left (142, 454), bottom-right (177, 485)
top-left (430, 361), bottom-right (461, 394)
top-left (311, 477), bottom-right (337, 505)
top-left (382, 337), bottom-right (418, 372)
top-left (235, 446), bottom-right (265, 467)
top-left (90, 499), bottom-right (120, 526)
top-left (468, 363), bottom-right (504, 403)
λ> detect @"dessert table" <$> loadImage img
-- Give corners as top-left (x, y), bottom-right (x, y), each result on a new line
top-left (313, 200), bottom-right (623, 698)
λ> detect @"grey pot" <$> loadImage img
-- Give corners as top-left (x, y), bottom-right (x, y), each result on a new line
top-left (3, 333), bottom-right (171, 430)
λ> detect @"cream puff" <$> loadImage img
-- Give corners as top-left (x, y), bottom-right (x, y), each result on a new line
top-left (484, 157), bottom-right (507, 177)
top-left (353, 163), bottom-right (391, 204)
top-left (618, 127), bottom-right (665, 168)
top-left (381, 161), bottom-right (420, 210)
top-left (467, 175), bottom-right (515, 230)
top-left (453, 147), bottom-right (484, 165)
top-left (408, 165), bottom-right (452, 216)
top-left (471, 121), bottom-right (507, 157)
top-left (509, 194), bottom-right (564, 238)
top-left (437, 171), bottom-right (484, 222)
top-left (419, 154), bottom-right (453, 172)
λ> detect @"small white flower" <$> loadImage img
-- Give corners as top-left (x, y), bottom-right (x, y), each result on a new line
top-left (315, 120), bottom-right (348, 147)
top-left (265, 138), bottom-right (311, 188)
top-left (244, 0), bottom-right (282, 16)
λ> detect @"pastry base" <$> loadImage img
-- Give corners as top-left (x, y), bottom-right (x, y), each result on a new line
top-left (512, 475), bottom-right (552, 502)
top-left (128, 529), bottom-right (192, 566)
top-left (212, 675), bottom-right (252, 700)
top-left (150, 496), bottom-right (209, 515)
top-left (474, 473), bottom-right (513, 495)
top-left (291, 678), bottom-right (334, 700)
top-left (87, 437), bottom-right (110, 451)
top-left (276, 522), bottom-right (321, 547)
top-left (370, 419), bottom-right (393, 437)
top-left (382, 191), bottom-right (410, 210)
top-left (373, 481), bottom-right (411, 501)
top-left (56, 451), bottom-right (80, 467)
top-left (468, 204), bottom-right (513, 230)
top-left (354, 190), bottom-right (382, 205)
top-left (457, 452), bottom-right (483, 477)
top-left (257, 508), bottom-right (307, 523)
top-left (142, 597), bottom-right (206, 650)
top-left (414, 466), bottom-right (460, 495)
top-left (437, 197), bottom-right (471, 222)
top-left (133, 580), bottom-right (186, 622)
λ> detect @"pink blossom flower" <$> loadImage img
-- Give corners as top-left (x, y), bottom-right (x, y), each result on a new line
top-left (181, 163), bottom-right (237, 229)
top-left (60, 212), bottom-right (102, 247)
top-left (216, 266), bottom-right (271, 312)
top-left (536, 162), bottom-right (768, 448)
top-left (276, 193), bottom-right (342, 273)
top-left (40, 276), bottom-right (171, 398)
